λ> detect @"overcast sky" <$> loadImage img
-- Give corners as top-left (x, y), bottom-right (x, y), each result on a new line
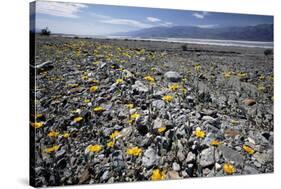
top-left (33, 1), bottom-right (273, 35)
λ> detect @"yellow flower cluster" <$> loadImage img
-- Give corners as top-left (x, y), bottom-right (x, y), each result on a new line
top-left (73, 116), bottom-right (83, 122)
top-left (223, 163), bottom-right (236, 175)
top-left (87, 144), bottom-right (102, 153)
top-left (44, 145), bottom-right (60, 153)
top-left (168, 83), bottom-right (180, 91)
top-left (90, 85), bottom-right (98, 92)
top-left (162, 95), bottom-right (173, 103)
top-left (144, 76), bottom-right (155, 83)
top-left (151, 169), bottom-right (166, 180)
top-left (126, 147), bottom-right (142, 156)
top-left (194, 128), bottom-right (206, 138)
top-left (93, 106), bottom-right (105, 112)
top-left (243, 145), bottom-right (255, 155)
top-left (31, 122), bottom-right (44, 129)
top-left (115, 78), bottom-right (124, 85)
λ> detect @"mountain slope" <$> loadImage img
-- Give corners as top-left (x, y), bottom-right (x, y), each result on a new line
top-left (116, 24), bottom-right (273, 42)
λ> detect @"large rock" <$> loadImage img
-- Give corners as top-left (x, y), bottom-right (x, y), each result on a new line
top-left (164, 71), bottom-right (182, 82)
top-left (199, 147), bottom-right (218, 167)
top-left (152, 100), bottom-right (165, 109)
top-left (142, 147), bottom-right (159, 168)
top-left (218, 145), bottom-right (244, 166)
top-left (132, 81), bottom-right (149, 93)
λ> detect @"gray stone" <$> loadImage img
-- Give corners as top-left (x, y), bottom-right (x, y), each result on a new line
top-left (253, 152), bottom-right (273, 165)
top-left (172, 162), bottom-right (181, 171)
top-left (244, 165), bottom-right (259, 175)
top-left (55, 149), bottom-right (66, 159)
top-left (132, 81), bottom-right (149, 93)
top-left (153, 117), bottom-right (165, 129)
top-left (101, 170), bottom-right (110, 181)
top-left (186, 152), bottom-right (196, 163)
top-left (164, 71), bottom-right (182, 82)
top-left (142, 147), bottom-right (159, 168)
top-left (200, 147), bottom-right (216, 167)
top-left (219, 145), bottom-right (244, 166)
top-left (152, 100), bottom-right (165, 109)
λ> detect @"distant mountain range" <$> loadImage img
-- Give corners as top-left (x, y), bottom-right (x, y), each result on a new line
top-left (116, 24), bottom-right (273, 42)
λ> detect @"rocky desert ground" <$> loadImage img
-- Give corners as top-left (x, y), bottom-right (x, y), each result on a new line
top-left (30, 35), bottom-right (273, 187)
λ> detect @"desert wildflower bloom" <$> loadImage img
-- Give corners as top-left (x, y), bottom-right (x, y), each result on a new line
top-left (223, 71), bottom-right (232, 79)
top-left (168, 83), bottom-right (180, 91)
top-left (223, 163), bottom-right (236, 175)
top-left (107, 140), bottom-right (115, 148)
top-left (194, 128), bottom-right (206, 138)
top-left (31, 121), bottom-right (44, 128)
top-left (151, 169), bottom-right (166, 180)
top-left (162, 95), bottom-right (173, 103)
top-left (73, 116), bottom-right (83, 122)
top-left (47, 131), bottom-right (59, 137)
top-left (110, 131), bottom-right (120, 139)
top-left (126, 147), bottom-right (142, 156)
top-left (90, 85), bottom-right (98, 92)
top-left (157, 127), bottom-right (166, 133)
top-left (44, 145), bottom-right (60, 153)
top-left (210, 140), bottom-right (222, 147)
top-left (125, 103), bottom-right (134, 109)
top-left (115, 78), bottom-right (124, 85)
top-left (130, 113), bottom-right (141, 120)
top-left (62, 133), bottom-right (70, 138)
top-left (237, 72), bottom-right (247, 78)
top-left (144, 76), bottom-right (155, 83)
top-left (86, 144), bottom-right (102, 153)
top-left (194, 64), bottom-right (201, 71)
top-left (243, 145), bottom-right (255, 155)
top-left (93, 106), bottom-right (105, 112)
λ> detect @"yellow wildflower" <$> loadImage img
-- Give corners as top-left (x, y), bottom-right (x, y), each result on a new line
top-left (243, 145), bottom-right (255, 155)
top-left (115, 79), bottom-right (124, 84)
top-left (110, 131), bottom-right (120, 139)
top-left (35, 114), bottom-right (43, 119)
top-left (107, 140), bottom-right (115, 148)
top-left (31, 122), bottom-right (44, 128)
top-left (44, 145), bottom-right (60, 153)
top-left (93, 106), bottom-right (105, 112)
top-left (130, 113), bottom-right (141, 120)
top-left (84, 99), bottom-right (91, 103)
top-left (168, 83), bottom-right (180, 91)
top-left (151, 169), bottom-right (166, 180)
top-left (87, 144), bottom-right (102, 153)
top-left (223, 72), bottom-right (232, 79)
top-left (162, 95), bottom-right (173, 103)
top-left (237, 72), bottom-right (247, 78)
top-left (223, 163), bottom-right (236, 175)
top-left (194, 128), bottom-right (206, 138)
top-left (47, 131), bottom-right (59, 137)
top-left (126, 147), bottom-right (142, 156)
top-left (125, 103), bottom-right (134, 109)
top-left (194, 64), bottom-right (201, 71)
top-left (62, 133), bottom-right (70, 138)
top-left (68, 83), bottom-right (79, 88)
top-left (257, 85), bottom-right (266, 92)
top-left (82, 75), bottom-right (89, 80)
top-left (144, 76), bottom-right (155, 83)
top-left (90, 86), bottom-right (98, 92)
top-left (73, 116), bottom-right (83, 122)
top-left (210, 140), bottom-right (222, 146)
top-left (157, 127), bottom-right (166, 133)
